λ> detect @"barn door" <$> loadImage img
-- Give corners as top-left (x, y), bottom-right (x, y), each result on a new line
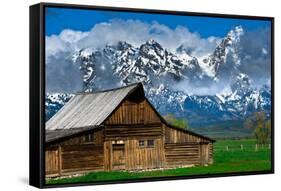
top-left (112, 144), bottom-right (125, 170)
top-left (200, 143), bottom-right (209, 165)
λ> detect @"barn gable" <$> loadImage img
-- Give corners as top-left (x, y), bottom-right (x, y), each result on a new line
top-left (105, 98), bottom-right (162, 126)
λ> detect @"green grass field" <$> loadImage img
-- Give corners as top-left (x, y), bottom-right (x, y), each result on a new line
top-left (46, 139), bottom-right (271, 185)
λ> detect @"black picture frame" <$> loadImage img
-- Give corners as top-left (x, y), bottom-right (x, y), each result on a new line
top-left (29, 2), bottom-right (274, 188)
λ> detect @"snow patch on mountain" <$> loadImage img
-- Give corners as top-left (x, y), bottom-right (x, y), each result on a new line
top-left (45, 93), bottom-right (73, 120)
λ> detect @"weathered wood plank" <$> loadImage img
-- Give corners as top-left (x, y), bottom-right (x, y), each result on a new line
top-left (105, 99), bottom-right (161, 125)
top-left (165, 142), bottom-right (200, 167)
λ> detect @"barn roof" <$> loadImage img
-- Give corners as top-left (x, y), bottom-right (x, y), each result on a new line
top-left (46, 82), bottom-right (214, 143)
top-left (46, 83), bottom-right (143, 142)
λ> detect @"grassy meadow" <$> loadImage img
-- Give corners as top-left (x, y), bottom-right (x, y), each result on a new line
top-left (46, 138), bottom-right (271, 185)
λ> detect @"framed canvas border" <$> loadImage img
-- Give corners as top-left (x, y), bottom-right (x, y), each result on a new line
top-left (29, 2), bottom-right (274, 188)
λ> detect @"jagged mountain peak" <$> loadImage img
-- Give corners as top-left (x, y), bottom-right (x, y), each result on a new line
top-left (202, 26), bottom-right (245, 79)
top-left (139, 39), bottom-right (166, 60)
top-left (146, 38), bottom-right (161, 46)
top-left (226, 25), bottom-right (244, 44)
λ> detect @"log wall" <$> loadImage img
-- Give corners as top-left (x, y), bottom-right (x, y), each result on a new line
top-left (61, 144), bottom-right (103, 173)
top-left (165, 143), bottom-right (200, 167)
top-left (105, 99), bottom-right (161, 125)
top-left (164, 125), bottom-right (213, 166)
top-left (45, 129), bottom-right (104, 177)
top-left (104, 126), bottom-right (162, 140)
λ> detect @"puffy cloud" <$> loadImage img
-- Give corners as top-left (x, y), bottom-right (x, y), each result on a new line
top-left (45, 35), bottom-right (69, 60)
top-left (59, 29), bottom-right (89, 43)
top-left (46, 29), bottom-right (88, 61)
top-left (46, 19), bottom-right (221, 59)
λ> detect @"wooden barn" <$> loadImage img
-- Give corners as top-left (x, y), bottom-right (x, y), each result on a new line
top-left (45, 83), bottom-right (215, 177)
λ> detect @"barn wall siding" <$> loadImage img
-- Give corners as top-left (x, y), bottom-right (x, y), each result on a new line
top-left (61, 144), bottom-right (104, 173)
top-left (45, 129), bottom-right (105, 177)
top-left (165, 143), bottom-right (200, 167)
top-left (125, 139), bottom-right (165, 170)
top-left (208, 143), bottom-right (214, 164)
top-left (103, 138), bottom-right (165, 171)
top-left (104, 126), bottom-right (163, 140)
top-left (105, 99), bottom-right (161, 125)
top-left (103, 141), bottom-right (112, 171)
top-left (164, 125), bottom-right (213, 165)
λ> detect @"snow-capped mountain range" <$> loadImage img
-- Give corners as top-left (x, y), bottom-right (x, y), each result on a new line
top-left (45, 26), bottom-right (271, 126)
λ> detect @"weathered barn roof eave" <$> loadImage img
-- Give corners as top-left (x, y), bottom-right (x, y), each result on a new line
top-left (46, 125), bottom-right (104, 144)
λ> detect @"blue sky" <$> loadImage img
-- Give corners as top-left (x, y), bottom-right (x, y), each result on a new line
top-left (46, 7), bottom-right (271, 38)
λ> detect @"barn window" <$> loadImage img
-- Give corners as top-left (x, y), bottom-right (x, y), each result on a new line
top-left (139, 140), bottom-right (145, 148)
top-left (85, 133), bottom-right (94, 143)
top-left (147, 139), bottom-right (154, 147)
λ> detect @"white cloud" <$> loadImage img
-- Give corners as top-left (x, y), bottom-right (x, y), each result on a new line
top-left (46, 19), bottom-right (221, 61)
top-left (59, 29), bottom-right (89, 43)
top-left (172, 79), bottom-right (230, 95)
top-left (46, 29), bottom-right (89, 62)
top-left (46, 35), bottom-right (69, 59)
